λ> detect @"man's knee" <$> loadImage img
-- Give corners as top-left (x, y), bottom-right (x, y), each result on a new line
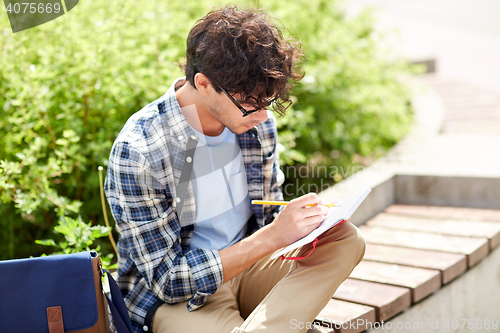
top-left (351, 224), bottom-right (366, 265)
top-left (337, 222), bottom-right (366, 266)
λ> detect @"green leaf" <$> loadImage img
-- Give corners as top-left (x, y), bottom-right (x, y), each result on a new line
top-left (35, 239), bottom-right (57, 247)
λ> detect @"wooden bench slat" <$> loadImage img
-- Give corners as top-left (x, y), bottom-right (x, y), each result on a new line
top-left (384, 205), bottom-right (500, 222)
top-left (363, 243), bottom-right (467, 284)
top-left (315, 299), bottom-right (376, 333)
top-left (349, 261), bottom-right (441, 303)
top-left (333, 279), bottom-right (411, 322)
top-left (366, 213), bottom-right (500, 250)
top-left (359, 226), bottom-right (489, 268)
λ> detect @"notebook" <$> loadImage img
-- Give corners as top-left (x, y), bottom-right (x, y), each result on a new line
top-left (271, 187), bottom-right (372, 259)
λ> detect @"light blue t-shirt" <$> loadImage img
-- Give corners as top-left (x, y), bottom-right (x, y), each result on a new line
top-left (188, 126), bottom-right (252, 251)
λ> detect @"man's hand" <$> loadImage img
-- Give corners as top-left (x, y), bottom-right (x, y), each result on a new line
top-left (219, 193), bottom-right (329, 283)
top-left (268, 193), bottom-right (329, 249)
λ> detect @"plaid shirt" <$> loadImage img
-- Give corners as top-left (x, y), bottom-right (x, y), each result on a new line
top-left (105, 78), bottom-right (284, 331)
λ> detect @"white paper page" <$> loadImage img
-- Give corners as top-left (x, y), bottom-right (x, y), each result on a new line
top-left (271, 187), bottom-right (371, 259)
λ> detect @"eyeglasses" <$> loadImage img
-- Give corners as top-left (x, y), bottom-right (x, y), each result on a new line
top-left (219, 86), bottom-right (264, 117)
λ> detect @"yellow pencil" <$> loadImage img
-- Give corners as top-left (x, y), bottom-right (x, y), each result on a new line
top-left (251, 200), bottom-right (340, 207)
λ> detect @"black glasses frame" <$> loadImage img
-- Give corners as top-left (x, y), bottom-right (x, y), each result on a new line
top-left (219, 86), bottom-right (263, 117)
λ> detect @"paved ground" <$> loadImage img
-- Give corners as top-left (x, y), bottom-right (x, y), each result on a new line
top-left (339, 0), bottom-right (500, 179)
top-left (424, 76), bottom-right (500, 134)
top-left (346, 0), bottom-right (500, 94)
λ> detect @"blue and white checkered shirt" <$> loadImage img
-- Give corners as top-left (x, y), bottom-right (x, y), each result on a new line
top-left (105, 78), bottom-right (284, 331)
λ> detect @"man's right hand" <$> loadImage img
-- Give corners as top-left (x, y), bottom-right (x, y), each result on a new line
top-left (219, 193), bottom-right (328, 283)
top-left (268, 193), bottom-right (329, 250)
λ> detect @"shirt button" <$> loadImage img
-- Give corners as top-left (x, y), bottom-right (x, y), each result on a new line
top-left (190, 134), bottom-right (197, 140)
top-left (178, 135), bottom-right (183, 141)
top-left (186, 156), bottom-right (192, 163)
top-left (176, 197), bottom-right (181, 203)
top-left (143, 325), bottom-right (149, 331)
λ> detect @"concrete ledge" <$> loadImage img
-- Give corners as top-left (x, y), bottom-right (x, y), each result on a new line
top-left (410, 58), bottom-right (436, 74)
top-left (395, 175), bottom-right (500, 210)
top-left (318, 75), bottom-right (500, 224)
top-left (323, 173), bottom-right (500, 226)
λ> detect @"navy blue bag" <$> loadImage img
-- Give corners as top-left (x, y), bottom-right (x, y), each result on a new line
top-left (0, 251), bottom-right (133, 333)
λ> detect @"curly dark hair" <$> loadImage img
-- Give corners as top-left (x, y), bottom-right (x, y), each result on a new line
top-left (184, 5), bottom-right (304, 116)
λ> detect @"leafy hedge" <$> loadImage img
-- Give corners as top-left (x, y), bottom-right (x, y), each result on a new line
top-left (0, 0), bottom-right (415, 259)
top-left (270, 1), bottom-right (417, 197)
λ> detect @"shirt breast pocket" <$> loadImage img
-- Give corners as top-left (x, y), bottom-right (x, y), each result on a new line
top-left (228, 170), bottom-right (251, 214)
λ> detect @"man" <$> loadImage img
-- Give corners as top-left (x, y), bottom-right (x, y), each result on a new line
top-left (105, 5), bottom-right (365, 333)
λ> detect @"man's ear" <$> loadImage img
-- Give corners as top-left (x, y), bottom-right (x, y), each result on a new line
top-left (193, 73), bottom-right (214, 96)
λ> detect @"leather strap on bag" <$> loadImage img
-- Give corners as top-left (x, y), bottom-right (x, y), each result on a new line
top-left (47, 306), bottom-right (64, 333)
top-left (103, 269), bottom-right (134, 333)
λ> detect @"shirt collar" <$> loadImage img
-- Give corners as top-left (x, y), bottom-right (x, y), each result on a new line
top-left (162, 77), bottom-right (198, 144)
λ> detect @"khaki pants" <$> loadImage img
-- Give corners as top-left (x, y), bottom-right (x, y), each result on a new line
top-left (153, 222), bottom-right (366, 333)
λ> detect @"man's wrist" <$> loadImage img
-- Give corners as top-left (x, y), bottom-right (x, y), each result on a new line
top-left (249, 223), bottom-right (281, 255)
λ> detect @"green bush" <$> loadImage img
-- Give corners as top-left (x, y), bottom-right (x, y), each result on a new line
top-left (36, 214), bottom-right (116, 269)
top-left (0, 0), bottom-right (415, 259)
top-left (0, 0), bottom-right (209, 259)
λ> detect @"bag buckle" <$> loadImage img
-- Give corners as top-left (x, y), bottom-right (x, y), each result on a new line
top-left (98, 263), bottom-right (104, 277)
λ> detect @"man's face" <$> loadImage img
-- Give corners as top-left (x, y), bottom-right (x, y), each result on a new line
top-left (208, 91), bottom-right (269, 135)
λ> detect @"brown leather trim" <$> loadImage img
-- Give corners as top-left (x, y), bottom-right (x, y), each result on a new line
top-left (73, 256), bottom-right (108, 333)
top-left (47, 306), bottom-right (64, 333)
